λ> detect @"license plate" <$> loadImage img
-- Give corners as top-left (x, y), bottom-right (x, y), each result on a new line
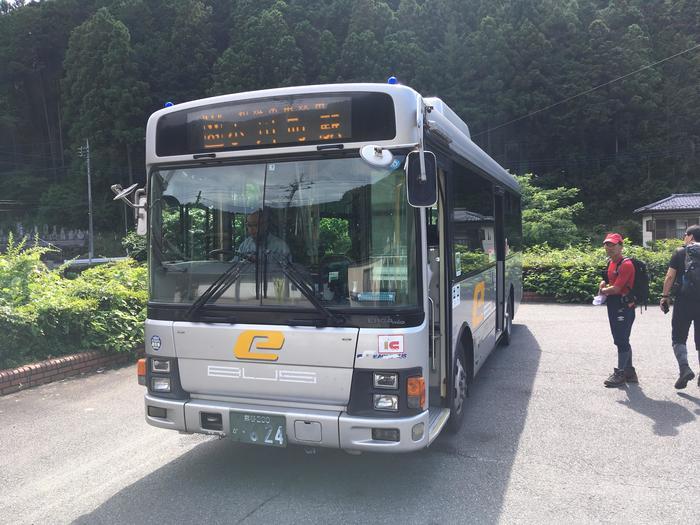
top-left (230, 412), bottom-right (286, 448)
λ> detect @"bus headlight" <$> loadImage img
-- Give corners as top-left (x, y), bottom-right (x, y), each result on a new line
top-left (373, 372), bottom-right (398, 389)
top-left (373, 394), bottom-right (398, 411)
top-left (151, 377), bottom-right (171, 393)
top-left (151, 359), bottom-right (171, 373)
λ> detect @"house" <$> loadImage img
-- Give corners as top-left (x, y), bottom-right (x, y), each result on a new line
top-left (634, 193), bottom-right (700, 246)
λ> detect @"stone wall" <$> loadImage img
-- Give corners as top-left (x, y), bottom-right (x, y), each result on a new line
top-left (0, 351), bottom-right (135, 396)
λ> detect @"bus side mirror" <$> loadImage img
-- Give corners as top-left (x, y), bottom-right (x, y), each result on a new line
top-left (405, 151), bottom-right (437, 207)
top-left (135, 189), bottom-right (147, 236)
top-left (111, 184), bottom-right (148, 236)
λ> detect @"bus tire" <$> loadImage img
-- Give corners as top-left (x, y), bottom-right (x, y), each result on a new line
top-left (447, 348), bottom-right (468, 434)
top-left (501, 292), bottom-right (513, 346)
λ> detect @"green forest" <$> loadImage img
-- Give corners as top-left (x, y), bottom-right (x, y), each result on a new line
top-left (1, 0), bottom-right (699, 247)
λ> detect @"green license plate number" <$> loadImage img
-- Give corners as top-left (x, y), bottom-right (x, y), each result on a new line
top-left (230, 412), bottom-right (286, 447)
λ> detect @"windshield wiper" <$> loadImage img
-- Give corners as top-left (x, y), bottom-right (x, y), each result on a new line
top-left (185, 256), bottom-right (251, 321)
top-left (265, 251), bottom-right (344, 326)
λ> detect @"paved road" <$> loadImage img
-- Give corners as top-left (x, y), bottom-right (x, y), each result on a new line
top-left (1, 304), bottom-right (699, 524)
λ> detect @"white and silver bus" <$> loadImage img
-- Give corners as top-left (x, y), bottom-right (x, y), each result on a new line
top-left (117, 82), bottom-right (522, 453)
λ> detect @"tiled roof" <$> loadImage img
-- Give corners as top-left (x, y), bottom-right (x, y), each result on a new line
top-left (453, 209), bottom-right (494, 222)
top-left (634, 193), bottom-right (700, 213)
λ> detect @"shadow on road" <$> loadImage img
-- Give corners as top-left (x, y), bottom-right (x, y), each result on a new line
top-left (74, 325), bottom-right (541, 525)
top-left (617, 386), bottom-right (696, 436)
top-left (677, 392), bottom-right (700, 415)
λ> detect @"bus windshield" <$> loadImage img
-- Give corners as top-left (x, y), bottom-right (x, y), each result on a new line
top-left (149, 156), bottom-right (419, 311)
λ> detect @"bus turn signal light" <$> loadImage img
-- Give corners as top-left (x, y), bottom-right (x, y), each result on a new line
top-left (407, 377), bottom-right (425, 409)
top-left (137, 358), bottom-right (146, 386)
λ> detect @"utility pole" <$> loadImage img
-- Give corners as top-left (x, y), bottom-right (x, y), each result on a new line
top-left (78, 139), bottom-right (94, 261)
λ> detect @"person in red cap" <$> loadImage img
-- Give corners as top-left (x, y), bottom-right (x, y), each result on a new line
top-left (598, 233), bottom-right (637, 387)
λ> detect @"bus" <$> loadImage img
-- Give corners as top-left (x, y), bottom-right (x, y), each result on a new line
top-left (115, 82), bottom-right (522, 453)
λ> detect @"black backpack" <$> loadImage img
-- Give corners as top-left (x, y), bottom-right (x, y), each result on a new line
top-left (681, 243), bottom-right (700, 299)
top-left (612, 257), bottom-right (650, 309)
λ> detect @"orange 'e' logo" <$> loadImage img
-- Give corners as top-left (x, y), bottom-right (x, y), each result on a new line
top-left (471, 281), bottom-right (485, 327)
top-left (234, 331), bottom-right (284, 361)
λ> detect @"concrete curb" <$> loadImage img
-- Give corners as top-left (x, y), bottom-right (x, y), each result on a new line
top-left (0, 351), bottom-right (136, 396)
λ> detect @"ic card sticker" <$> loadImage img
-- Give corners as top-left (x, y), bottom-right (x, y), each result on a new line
top-left (378, 335), bottom-right (404, 354)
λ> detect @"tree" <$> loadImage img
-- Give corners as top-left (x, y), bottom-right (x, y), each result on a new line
top-left (114, 0), bottom-right (216, 106)
top-left (210, 1), bottom-right (304, 94)
top-left (517, 173), bottom-right (584, 248)
top-left (338, 30), bottom-right (384, 82)
top-left (61, 7), bottom-right (150, 228)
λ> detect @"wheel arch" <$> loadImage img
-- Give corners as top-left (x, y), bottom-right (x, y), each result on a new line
top-left (455, 322), bottom-right (475, 383)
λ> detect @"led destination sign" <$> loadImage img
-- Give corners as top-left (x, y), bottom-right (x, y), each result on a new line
top-left (193, 97), bottom-right (351, 150)
top-left (155, 92), bottom-right (396, 157)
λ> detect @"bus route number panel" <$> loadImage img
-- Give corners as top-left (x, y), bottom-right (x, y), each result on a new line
top-left (193, 97), bottom-right (351, 150)
top-left (229, 412), bottom-right (287, 447)
top-left (155, 92), bottom-right (396, 156)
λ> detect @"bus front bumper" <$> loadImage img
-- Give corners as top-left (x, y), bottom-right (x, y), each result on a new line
top-left (144, 394), bottom-right (430, 453)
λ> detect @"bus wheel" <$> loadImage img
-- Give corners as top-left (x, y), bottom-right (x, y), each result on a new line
top-left (501, 297), bottom-right (513, 346)
top-left (447, 349), bottom-right (468, 433)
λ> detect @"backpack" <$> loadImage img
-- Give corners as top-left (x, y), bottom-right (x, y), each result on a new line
top-left (613, 257), bottom-right (650, 309)
top-left (680, 243), bottom-right (700, 299)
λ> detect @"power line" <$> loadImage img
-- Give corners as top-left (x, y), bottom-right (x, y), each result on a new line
top-left (472, 42), bottom-right (700, 139)
top-left (508, 141), bottom-right (696, 170)
top-left (0, 139), bottom-right (63, 151)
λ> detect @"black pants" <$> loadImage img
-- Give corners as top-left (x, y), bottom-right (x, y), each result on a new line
top-left (606, 295), bottom-right (635, 369)
top-left (671, 298), bottom-right (700, 349)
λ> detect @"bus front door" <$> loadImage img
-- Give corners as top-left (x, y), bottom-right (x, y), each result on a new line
top-left (494, 189), bottom-right (506, 336)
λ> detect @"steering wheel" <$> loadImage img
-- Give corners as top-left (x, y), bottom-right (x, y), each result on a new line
top-left (208, 248), bottom-right (236, 258)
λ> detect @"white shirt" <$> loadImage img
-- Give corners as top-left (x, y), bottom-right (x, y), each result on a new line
top-left (238, 233), bottom-right (290, 258)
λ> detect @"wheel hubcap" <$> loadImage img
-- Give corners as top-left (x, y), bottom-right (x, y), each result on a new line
top-left (454, 359), bottom-right (467, 414)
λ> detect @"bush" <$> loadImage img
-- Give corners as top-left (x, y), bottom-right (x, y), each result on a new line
top-left (0, 239), bottom-right (147, 370)
top-left (121, 230), bottom-right (147, 261)
top-left (0, 234), bottom-right (54, 306)
top-left (516, 174), bottom-right (584, 248)
top-left (523, 240), bottom-right (682, 303)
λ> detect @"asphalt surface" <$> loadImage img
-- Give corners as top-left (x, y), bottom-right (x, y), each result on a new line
top-left (1, 303), bottom-right (699, 525)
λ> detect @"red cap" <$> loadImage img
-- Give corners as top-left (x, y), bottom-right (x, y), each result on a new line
top-left (603, 233), bottom-right (623, 245)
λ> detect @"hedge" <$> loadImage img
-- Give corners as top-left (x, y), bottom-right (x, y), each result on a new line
top-left (522, 239), bottom-right (683, 303)
top-left (0, 237), bottom-right (147, 370)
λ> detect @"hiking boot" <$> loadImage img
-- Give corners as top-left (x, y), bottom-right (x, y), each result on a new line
top-left (674, 365), bottom-right (695, 390)
top-left (624, 367), bottom-right (638, 383)
top-left (604, 368), bottom-right (626, 388)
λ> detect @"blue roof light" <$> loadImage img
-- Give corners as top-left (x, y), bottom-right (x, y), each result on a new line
top-left (164, 101), bottom-right (174, 108)
top-left (387, 76), bottom-right (398, 85)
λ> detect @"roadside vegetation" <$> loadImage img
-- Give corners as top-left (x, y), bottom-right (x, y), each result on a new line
top-left (518, 173), bottom-right (683, 302)
top-left (523, 240), bottom-right (681, 303)
top-left (0, 235), bottom-right (146, 370)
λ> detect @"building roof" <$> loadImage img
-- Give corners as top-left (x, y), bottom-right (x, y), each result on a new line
top-left (634, 193), bottom-right (700, 213)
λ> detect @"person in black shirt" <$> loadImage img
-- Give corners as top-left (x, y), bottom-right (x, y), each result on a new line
top-left (659, 224), bottom-right (700, 389)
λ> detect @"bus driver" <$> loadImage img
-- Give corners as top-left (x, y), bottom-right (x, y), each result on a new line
top-left (238, 209), bottom-right (290, 261)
